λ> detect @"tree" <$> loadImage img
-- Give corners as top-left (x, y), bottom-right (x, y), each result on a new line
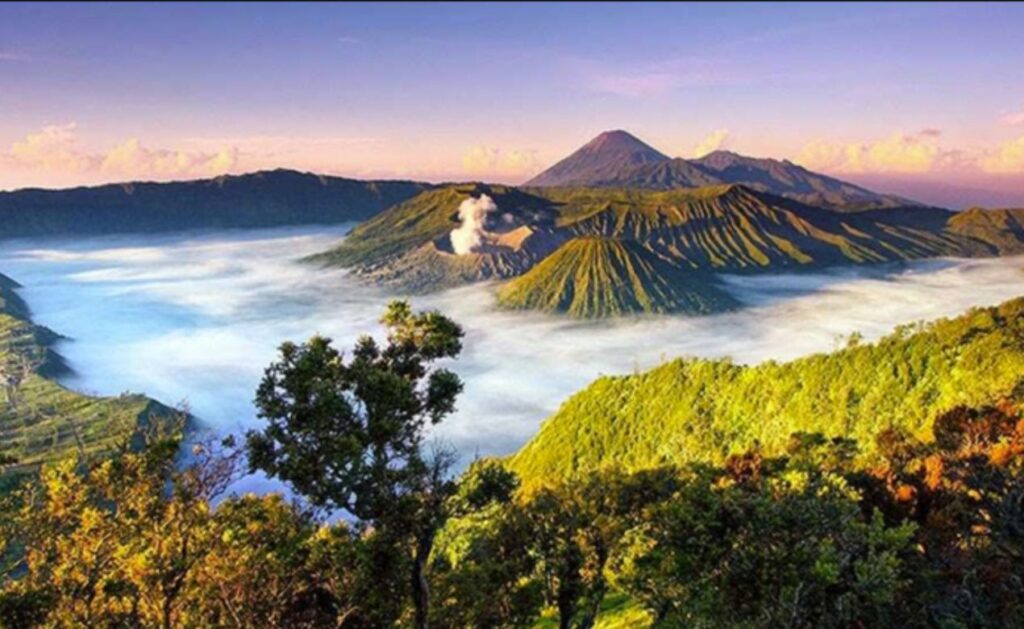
top-left (866, 400), bottom-right (1024, 624)
top-left (246, 300), bottom-right (464, 629)
top-left (612, 448), bottom-right (916, 627)
top-left (430, 460), bottom-right (541, 627)
top-left (0, 418), bottom-right (243, 628)
top-left (523, 468), bottom-right (679, 629)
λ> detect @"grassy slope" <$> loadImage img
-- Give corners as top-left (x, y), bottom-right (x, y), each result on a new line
top-left (497, 237), bottom-right (737, 318)
top-left (0, 274), bottom-right (160, 487)
top-left (510, 296), bottom-right (1024, 484)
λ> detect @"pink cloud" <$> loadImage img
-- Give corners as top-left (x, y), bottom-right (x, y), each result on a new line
top-left (2, 123), bottom-right (239, 186)
top-left (1001, 109), bottom-right (1024, 127)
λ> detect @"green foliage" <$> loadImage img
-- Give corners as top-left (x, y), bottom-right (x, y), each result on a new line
top-left (0, 426), bottom-right (382, 628)
top-left (452, 457), bottom-right (520, 510)
top-left (246, 300), bottom-right (465, 518)
top-left (246, 300), bottom-right (467, 628)
top-left (511, 297), bottom-right (1024, 484)
top-left (610, 452), bottom-right (916, 627)
top-left (430, 502), bottom-right (544, 628)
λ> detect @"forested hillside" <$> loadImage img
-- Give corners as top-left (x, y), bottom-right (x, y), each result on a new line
top-left (3, 298), bottom-right (1023, 627)
top-left (511, 296), bottom-right (1024, 482)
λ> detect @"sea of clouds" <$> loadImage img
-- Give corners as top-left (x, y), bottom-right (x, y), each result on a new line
top-left (2, 225), bottom-right (1022, 493)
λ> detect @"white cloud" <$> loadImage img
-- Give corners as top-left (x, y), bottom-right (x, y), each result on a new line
top-left (461, 145), bottom-right (541, 179)
top-left (797, 129), bottom-right (1024, 177)
top-left (797, 130), bottom-right (954, 175)
top-left (100, 138), bottom-right (238, 179)
top-left (979, 136), bottom-right (1024, 175)
top-left (9, 123), bottom-right (99, 173)
top-left (3, 123), bottom-right (239, 183)
top-left (692, 129), bottom-right (731, 157)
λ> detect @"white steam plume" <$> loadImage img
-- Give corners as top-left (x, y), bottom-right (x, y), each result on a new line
top-left (449, 194), bottom-right (497, 255)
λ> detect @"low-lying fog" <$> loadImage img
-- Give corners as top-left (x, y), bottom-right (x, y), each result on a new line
top-left (2, 226), bottom-right (1022, 493)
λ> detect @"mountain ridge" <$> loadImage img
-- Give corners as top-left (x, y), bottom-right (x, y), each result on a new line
top-left (314, 182), bottom-right (1024, 317)
top-left (0, 169), bottom-right (431, 240)
top-left (311, 182), bottom-right (1024, 319)
top-left (526, 131), bottom-right (920, 211)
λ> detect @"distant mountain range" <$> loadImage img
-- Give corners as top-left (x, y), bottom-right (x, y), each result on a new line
top-left (524, 130), bottom-right (915, 211)
top-left (314, 181), bottom-right (1024, 317)
top-left (0, 169), bottom-right (429, 240)
top-left (2, 129), bottom-right (1022, 319)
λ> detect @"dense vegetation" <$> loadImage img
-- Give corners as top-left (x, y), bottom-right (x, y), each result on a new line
top-left (0, 170), bottom-right (428, 240)
top-left (0, 274), bottom-right (162, 493)
top-left (2, 299), bottom-right (1022, 626)
top-left (511, 296), bottom-right (1024, 484)
top-left (3, 262), bottom-right (1024, 627)
top-left (316, 179), bottom-right (1024, 317)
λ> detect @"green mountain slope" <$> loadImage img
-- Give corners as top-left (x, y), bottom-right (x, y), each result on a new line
top-left (509, 296), bottom-right (1024, 483)
top-left (315, 180), bottom-right (1024, 317)
top-left (0, 273), bottom-right (164, 489)
top-left (497, 237), bottom-right (737, 318)
top-left (0, 169), bottom-right (429, 240)
top-left (310, 184), bottom-right (564, 291)
top-left (536, 185), bottom-right (974, 268)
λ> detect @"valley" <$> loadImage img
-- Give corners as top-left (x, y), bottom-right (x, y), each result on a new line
top-left (5, 4), bottom-right (1024, 626)
top-left (0, 271), bottom-right (164, 492)
top-left (2, 226), bottom-right (1023, 495)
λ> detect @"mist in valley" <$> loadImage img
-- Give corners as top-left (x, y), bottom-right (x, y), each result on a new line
top-left (2, 225), bottom-right (1023, 493)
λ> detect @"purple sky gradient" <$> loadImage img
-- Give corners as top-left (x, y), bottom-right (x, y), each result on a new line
top-left (1, 2), bottom-right (1022, 207)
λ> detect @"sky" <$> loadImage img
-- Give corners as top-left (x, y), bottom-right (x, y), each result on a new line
top-left (1, 2), bottom-right (1023, 206)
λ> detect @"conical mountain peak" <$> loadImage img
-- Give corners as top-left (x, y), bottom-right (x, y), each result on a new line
top-left (524, 130), bottom-right (668, 187)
